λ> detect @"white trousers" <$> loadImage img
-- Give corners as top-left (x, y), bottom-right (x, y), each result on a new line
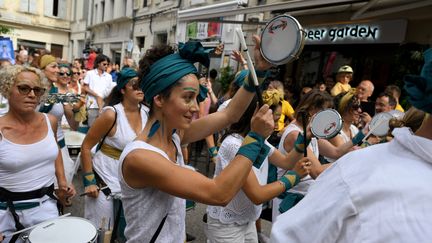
top-left (84, 192), bottom-right (113, 229)
top-left (205, 216), bottom-right (258, 243)
top-left (0, 199), bottom-right (58, 243)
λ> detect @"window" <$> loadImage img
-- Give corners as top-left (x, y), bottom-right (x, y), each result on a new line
top-left (137, 36), bottom-right (145, 50)
top-left (143, 0), bottom-right (148, 7)
top-left (44, 0), bottom-right (66, 18)
top-left (20, 0), bottom-right (37, 14)
top-left (101, 1), bottom-right (105, 22)
top-left (155, 33), bottom-right (167, 45)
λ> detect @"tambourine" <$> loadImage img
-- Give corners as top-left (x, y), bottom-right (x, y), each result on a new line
top-left (43, 93), bottom-right (81, 105)
top-left (310, 109), bottom-right (343, 139)
top-left (260, 15), bottom-right (305, 65)
top-left (369, 112), bottom-right (393, 137)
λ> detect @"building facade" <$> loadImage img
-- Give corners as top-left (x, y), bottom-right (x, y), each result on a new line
top-left (0, 0), bottom-right (71, 59)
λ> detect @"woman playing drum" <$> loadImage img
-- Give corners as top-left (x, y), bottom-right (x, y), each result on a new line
top-left (80, 68), bottom-right (148, 236)
top-left (0, 66), bottom-right (74, 243)
top-left (118, 38), bottom-right (275, 242)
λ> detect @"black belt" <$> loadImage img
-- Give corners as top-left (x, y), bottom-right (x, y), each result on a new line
top-left (0, 184), bottom-right (57, 243)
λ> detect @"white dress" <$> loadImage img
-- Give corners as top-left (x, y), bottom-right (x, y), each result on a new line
top-left (84, 103), bottom-right (148, 227)
top-left (119, 133), bottom-right (186, 243)
top-left (271, 128), bottom-right (432, 243)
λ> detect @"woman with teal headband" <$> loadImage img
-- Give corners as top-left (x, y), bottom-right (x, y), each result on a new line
top-left (117, 38), bottom-right (279, 242)
top-left (80, 67), bottom-right (148, 241)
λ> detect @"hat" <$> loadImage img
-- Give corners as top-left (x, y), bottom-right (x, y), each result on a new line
top-left (39, 55), bottom-right (56, 69)
top-left (338, 65), bottom-right (353, 73)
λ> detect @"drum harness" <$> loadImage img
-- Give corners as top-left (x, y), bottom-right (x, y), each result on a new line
top-left (0, 184), bottom-right (57, 243)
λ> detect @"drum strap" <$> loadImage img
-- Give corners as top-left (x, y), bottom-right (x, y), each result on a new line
top-left (0, 184), bottom-right (56, 243)
top-left (150, 214), bottom-right (168, 243)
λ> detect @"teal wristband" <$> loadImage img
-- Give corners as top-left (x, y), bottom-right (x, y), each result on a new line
top-left (243, 78), bottom-right (256, 93)
top-left (236, 131), bottom-right (265, 164)
top-left (351, 131), bottom-right (366, 146)
top-left (253, 143), bottom-right (271, 169)
top-left (293, 133), bottom-right (310, 153)
top-left (279, 171), bottom-right (300, 191)
top-left (82, 172), bottom-right (97, 187)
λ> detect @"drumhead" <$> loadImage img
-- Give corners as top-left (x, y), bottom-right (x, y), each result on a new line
top-left (260, 15), bottom-right (305, 65)
top-left (64, 130), bottom-right (86, 147)
top-left (369, 112), bottom-right (393, 137)
top-left (28, 217), bottom-right (97, 243)
top-left (311, 109), bottom-right (343, 139)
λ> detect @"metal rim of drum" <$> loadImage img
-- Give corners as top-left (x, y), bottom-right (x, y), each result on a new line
top-left (310, 109), bottom-right (343, 139)
top-left (260, 14), bottom-right (305, 65)
top-left (28, 217), bottom-right (98, 243)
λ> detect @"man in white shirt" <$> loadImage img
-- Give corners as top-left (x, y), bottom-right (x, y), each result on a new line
top-left (83, 54), bottom-right (115, 127)
top-left (271, 47), bottom-right (432, 243)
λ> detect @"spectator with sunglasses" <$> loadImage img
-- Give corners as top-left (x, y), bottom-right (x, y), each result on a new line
top-left (80, 68), bottom-right (148, 240)
top-left (0, 66), bottom-right (73, 243)
top-left (83, 54), bottom-right (115, 127)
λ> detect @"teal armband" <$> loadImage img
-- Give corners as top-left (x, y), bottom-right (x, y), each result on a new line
top-left (253, 143), bottom-right (271, 169)
top-left (293, 133), bottom-right (310, 153)
top-left (351, 131), bottom-right (366, 146)
top-left (279, 171), bottom-right (300, 191)
top-left (236, 131), bottom-right (265, 164)
top-left (82, 172), bottom-right (97, 187)
top-left (208, 146), bottom-right (219, 159)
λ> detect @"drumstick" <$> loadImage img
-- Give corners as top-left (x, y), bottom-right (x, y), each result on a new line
top-left (235, 28), bottom-right (264, 107)
top-left (361, 119), bottom-right (388, 143)
top-left (301, 112), bottom-right (308, 157)
top-left (4, 213), bottom-right (71, 238)
top-left (79, 186), bottom-right (109, 197)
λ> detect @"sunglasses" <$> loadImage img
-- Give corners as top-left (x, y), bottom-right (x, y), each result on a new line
top-left (101, 63), bottom-right (109, 66)
top-left (73, 72), bottom-right (80, 75)
top-left (17, 85), bottom-right (46, 97)
top-left (129, 79), bottom-right (140, 90)
top-left (351, 103), bottom-right (362, 110)
top-left (59, 72), bottom-right (71, 77)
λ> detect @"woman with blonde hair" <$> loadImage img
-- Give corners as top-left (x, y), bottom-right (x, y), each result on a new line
top-left (0, 65), bottom-right (74, 243)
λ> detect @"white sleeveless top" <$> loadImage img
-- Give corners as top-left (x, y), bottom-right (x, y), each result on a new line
top-left (278, 123), bottom-right (319, 195)
top-left (325, 124), bottom-right (359, 163)
top-left (0, 114), bottom-right (58, 192)
top-left (93, 103), bottom-right (148, 194)
top-left (48, 103), bottom-right (65, 142)
top-left (207, 133), bottom-right (274, 225)
top-left (118, 133), bottom-right (186, 243)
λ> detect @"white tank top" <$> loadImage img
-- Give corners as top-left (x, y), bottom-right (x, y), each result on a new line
top-left (92, 103), bottom-right (148, 194)
top-left (118, 133), bottom-right (186, 243)
top-left (0, 114), bottom-right (58, 192)
top-left (278, 123), bottom-right (319, 195)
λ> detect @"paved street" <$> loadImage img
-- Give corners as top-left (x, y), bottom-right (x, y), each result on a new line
top-left (66, 143), bottom-right (272, 242)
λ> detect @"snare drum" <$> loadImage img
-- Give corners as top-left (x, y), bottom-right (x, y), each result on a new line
top-left (369, 112), bottom-right (393, 137)
top-left (26, 217), bottom-right (97, 243)
top-left (64, 130), bottom-right (86, 159)
top-left (260, 15), bottom-right (305, 65)
top-left (310, 109), bottom-right (343, 139)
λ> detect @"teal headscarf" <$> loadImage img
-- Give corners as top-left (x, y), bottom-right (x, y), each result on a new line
top-left (140, 41), bottom-right (210, 104)
top-left (404, 48), bottom-right (432, 113)
top-left (116, 67), bottom-right (137, 90)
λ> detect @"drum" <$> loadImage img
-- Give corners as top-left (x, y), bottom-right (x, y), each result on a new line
top-left (260, 15), bottom-right (305, 65)
top-left (369, 112), bottom-right (393, 137)
top-left (27, 217), bottom-right (97, 243)
top-left (388, 109), bottom-right (405, 119)
top-left (64, 130), bottom-right (86, 160)
top-left (310, 109), bottom-right (343, 139)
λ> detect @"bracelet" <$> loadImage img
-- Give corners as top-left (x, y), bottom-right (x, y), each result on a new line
top-left (279, 171), bottom-right (300, 191)
top-left (82, 172), bottom-right (97, 187)
top-left (293, 133), bottom-right (310, 153)
top-left (236, 131), bottom-right (265, 164)
top-left (351, 131), bottom-right (366, 146)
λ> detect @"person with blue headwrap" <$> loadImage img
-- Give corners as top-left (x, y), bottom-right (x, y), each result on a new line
top-left (80, 67), bottom-right (149, 241)
top-left (271, 48), bottom-right (432, 243)
top-left (118, 36), bottom-right (276, 242)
